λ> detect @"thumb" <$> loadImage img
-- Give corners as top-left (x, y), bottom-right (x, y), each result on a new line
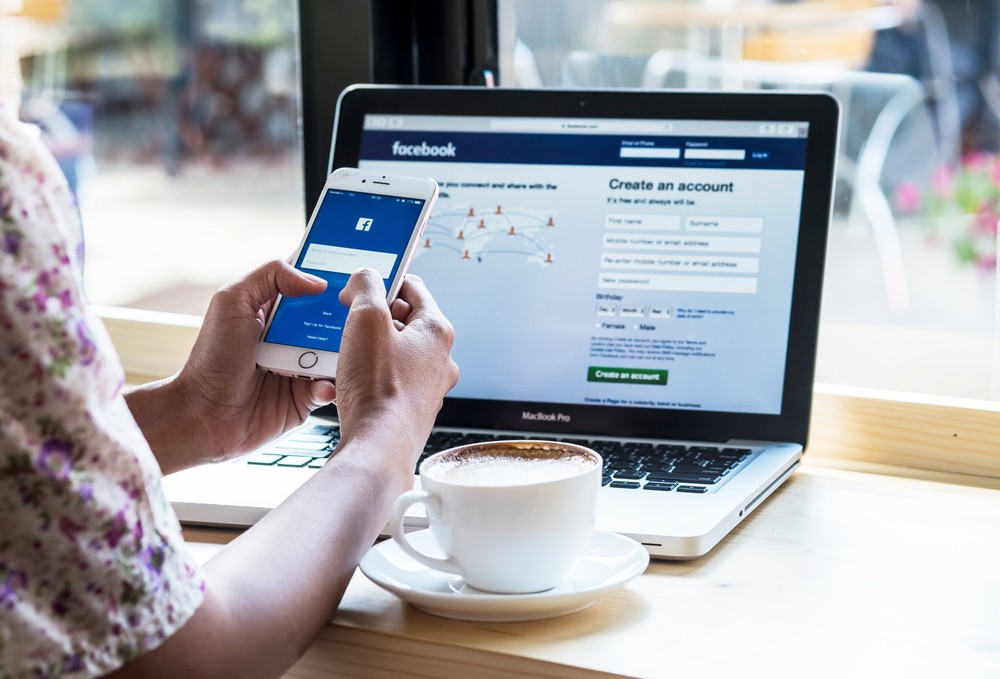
top-left (339, 268), bottom-right (389, 312)
top-left (226, 260), bottom-right (327, 310)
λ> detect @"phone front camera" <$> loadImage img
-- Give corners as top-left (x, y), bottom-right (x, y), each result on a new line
top-left (362, 179), bottom-right (366, 183)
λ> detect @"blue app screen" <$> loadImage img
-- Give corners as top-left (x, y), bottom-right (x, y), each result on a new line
top-left (264, 188), bottom-right (426, 352)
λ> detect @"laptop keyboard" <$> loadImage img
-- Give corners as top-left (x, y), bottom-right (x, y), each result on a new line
top-left (245, 423), bottom-right (341, 469)
top-left (246, 424), bottom-right (753, 494)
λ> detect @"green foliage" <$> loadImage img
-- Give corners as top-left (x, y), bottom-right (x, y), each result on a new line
top-left (897, 152), bottom-right (1000, 270)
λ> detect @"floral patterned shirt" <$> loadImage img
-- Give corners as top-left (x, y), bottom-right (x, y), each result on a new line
top-left (0, 105), bottom-right (205, 678)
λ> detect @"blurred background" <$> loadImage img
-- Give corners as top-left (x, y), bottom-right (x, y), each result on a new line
top-left (3, 0), bottom-right (304, 313)
top-left (3, 0), bottom-right (998, 400)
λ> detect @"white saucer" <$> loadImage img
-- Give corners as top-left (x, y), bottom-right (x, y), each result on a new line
top-left (359, 529), bottom-right (649, 622)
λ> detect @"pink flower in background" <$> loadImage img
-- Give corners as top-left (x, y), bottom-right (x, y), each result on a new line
top-left (973, 207), bottom-right (998, 235)
top-left (895, 180), bottom-right (921, 213)
top-left (931, 164), bottom-right (954, 198)
top-left (920, 153), bottom-right (999, 270)
top-left (962, 151), bottom-right (992, 171)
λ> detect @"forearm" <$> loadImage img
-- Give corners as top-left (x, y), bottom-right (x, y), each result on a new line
top-left (200, 453), bottom-right (398, 675)
top-left (108, 431), bottom-right (415, 679)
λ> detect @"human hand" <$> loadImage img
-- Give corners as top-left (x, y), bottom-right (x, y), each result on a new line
top-left (114, 267), bottom-right (458, 678)
top-left (152, 260), bottom-right (337, 468)
top-left (333, 269), bottom-right (459, 483)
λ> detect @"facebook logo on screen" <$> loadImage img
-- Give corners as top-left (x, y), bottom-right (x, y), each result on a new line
top-left (356, 217), bottom-right (373, 231)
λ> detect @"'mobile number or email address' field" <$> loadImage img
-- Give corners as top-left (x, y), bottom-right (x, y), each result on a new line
top-left (302, 243), bottom-right (398, 278)
top-left (603, 233), bottom-right (762, 253)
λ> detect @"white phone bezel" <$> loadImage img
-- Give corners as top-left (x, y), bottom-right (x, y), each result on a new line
top-left (255, 167), bottom-right (439, 380)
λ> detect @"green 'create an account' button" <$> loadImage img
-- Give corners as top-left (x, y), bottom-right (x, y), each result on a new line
top-left (587, 366), bottom-right (668, 386)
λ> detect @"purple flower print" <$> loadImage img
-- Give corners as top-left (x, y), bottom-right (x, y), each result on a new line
top-left (78, 480), bottom-right (93, 502)
top-left (51, 585), bottom-right (72, 616)
top-left (141, 543), bottom-right (166, 577)
top-left (52, 243), bottom-right (70, 266)
top-left (37, 438), bottom-right (74, 480)
top-left (59, 516), bottom-right (83, 542)
top-left (33, 271), bottom-right (53, 312)
top-left (63, 655), bottom-right (85, 672)
top-left (0, 568), bottom-right (28, 609)
top-left (105, 510), bottom-right (128, 549)
top-left (75, 318), bottom-right (96, 366)
top-left (1, 228), bottom-right (20, 256)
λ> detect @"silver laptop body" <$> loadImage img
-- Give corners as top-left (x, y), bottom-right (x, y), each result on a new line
top-left (165, 86), bottom-right (839, 559)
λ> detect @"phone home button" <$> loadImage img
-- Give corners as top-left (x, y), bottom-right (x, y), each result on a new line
top-left (298, 351), bottom-right (319, 369)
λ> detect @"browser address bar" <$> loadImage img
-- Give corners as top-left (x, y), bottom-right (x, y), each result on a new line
top-left (488, 119), bottom-right (675, 133)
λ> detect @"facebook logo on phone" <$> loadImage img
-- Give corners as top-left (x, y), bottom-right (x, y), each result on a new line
top-left (356, 217), bottom-right (373, 231)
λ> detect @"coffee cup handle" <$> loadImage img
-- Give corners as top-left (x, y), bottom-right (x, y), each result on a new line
top-left (389, 490), bottom-right (462, 575)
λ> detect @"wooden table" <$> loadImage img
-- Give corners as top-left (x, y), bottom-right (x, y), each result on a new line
top-left (184, 458), bottom-right (1000, 678)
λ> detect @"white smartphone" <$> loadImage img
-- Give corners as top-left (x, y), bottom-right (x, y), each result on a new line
top-left (256, 167), bottom-right (439, 380)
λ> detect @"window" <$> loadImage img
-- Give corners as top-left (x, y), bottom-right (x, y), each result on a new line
top-left (502, 0), bottom-right (1000, 402)
top-left (4, 0), bottom-right (992, 472)
top-left (9, 0), bottom-right (304, 317)
top-left (9, 0), bottom-right (999, 414)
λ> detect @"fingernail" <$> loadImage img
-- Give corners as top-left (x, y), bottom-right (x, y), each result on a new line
top-left (300, 271), bottom-right (326, 284)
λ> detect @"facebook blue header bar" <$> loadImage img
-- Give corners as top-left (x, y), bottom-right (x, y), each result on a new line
top-left (360, 130), bottom-right (808, 170)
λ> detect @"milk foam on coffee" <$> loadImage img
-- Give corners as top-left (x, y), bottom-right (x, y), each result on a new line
top-left (424, 445), bottom-right (597, 486)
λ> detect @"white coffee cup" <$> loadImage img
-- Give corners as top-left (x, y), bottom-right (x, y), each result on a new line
top-left (389, 440), bottom-right (602, 594)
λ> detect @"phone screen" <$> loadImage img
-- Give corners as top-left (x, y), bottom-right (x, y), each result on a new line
top-left (263, 188), bottom-right (426, 352)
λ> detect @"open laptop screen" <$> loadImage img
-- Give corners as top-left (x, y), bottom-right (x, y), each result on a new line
top-left (330, 87), bottom-right (838, 445)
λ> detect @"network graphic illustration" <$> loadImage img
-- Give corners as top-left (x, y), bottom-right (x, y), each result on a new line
top-left (414, 200), bottom-right (558, 265)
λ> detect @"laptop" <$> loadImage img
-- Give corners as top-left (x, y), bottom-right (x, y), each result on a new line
top-left (164, 85), bottom-right (839, 559)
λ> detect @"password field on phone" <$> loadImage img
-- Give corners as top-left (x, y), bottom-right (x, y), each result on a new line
top-left (301, 243), bottom-right (398, 278)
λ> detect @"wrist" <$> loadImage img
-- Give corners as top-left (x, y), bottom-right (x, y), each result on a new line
top-left (335, 406), bottom-right (429, 487)
top-left (125, 373), bottom-right (211, 474)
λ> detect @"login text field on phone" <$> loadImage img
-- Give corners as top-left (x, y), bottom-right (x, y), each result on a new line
top-left (301, 243), bottom-right (398, 279)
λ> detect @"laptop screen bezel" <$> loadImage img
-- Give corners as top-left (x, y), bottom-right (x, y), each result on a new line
top-left (328, 85), bottom-right (839, 447)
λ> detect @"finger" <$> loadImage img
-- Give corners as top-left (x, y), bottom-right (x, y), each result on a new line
top-left (394, 274), bottom-right (443, 322)
top-left (338, 268), bottom-right (389, 312)
top-left (222, 260), bottom-right (327, 311)
top-left (390, 297), bottom-right (412, 324)
top-left (309, 379), bottom-right (336, 406)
